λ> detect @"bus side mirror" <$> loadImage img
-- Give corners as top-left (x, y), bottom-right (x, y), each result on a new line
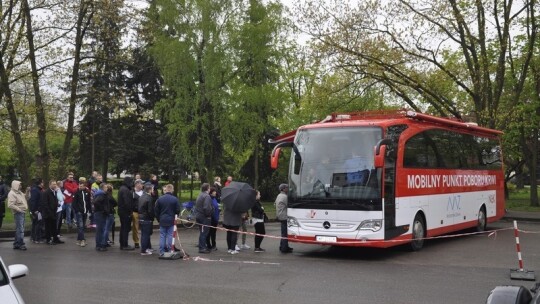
top-left (374, 146), bottom-right (386, 168)
top-left (271, 147), bottom-right (282, 170)
top-left (374, 138), bottom-right (392, 168)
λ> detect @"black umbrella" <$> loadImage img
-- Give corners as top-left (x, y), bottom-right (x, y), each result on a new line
top-left (221, 181), bottom-right (256, 213)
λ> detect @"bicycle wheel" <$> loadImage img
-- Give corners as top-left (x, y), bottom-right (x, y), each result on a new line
top-left (180, 208), bottom-right (196, 228)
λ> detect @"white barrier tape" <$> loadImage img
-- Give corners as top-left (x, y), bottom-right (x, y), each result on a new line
top-left (177, 218), bottom-right (514, 245)
top-left (517, 229), bottom-right (540, 234)
top-left (191, 256), bottom-right (280, 265)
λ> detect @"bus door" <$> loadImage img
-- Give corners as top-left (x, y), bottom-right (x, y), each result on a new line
top-left (383, 125), bottom-right (408, 240)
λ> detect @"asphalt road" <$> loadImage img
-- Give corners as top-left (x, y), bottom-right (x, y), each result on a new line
top-left (1, 220), bottom-right (540, 304)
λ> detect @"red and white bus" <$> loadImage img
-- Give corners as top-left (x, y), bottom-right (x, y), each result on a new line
top-left (270, 110), bottom-right (504, 250)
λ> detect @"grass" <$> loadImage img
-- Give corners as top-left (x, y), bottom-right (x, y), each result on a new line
top-left (506, 187), bottom-right (540, 212)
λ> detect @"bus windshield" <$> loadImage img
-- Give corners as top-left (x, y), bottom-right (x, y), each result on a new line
top-left (289, 127), bottom-right (383, 210)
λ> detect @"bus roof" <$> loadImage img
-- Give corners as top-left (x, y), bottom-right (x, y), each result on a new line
top-left (269, 110), bottom-right (502, 144)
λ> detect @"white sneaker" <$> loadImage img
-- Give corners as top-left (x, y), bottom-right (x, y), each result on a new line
top-left (240, 244), bottom-right (251, 250)
top-left (230, 250), bottom-right (239, 255)
top-left (227, 249), bottom-right (233, 253)
top-left (146, 249), bottom-right (153, 254)
top-left (80, 240), bottom-right (87, 247)
top-left (235, 245), bottom-right (240, 251)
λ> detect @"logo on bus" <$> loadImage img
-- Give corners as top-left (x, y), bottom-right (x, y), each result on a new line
top-left (323, 221), bottom-right (331, 229)
top-left (447, 195), bottom-right (461, 211)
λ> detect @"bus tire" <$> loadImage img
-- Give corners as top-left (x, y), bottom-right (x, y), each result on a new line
top-left (410, 214), bottom-right (425, 251)
top-left (477, 206), bottom-right (487, 232)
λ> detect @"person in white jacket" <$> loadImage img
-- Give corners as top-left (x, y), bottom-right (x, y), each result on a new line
top-left (8, 180), bottom-right (28, 250)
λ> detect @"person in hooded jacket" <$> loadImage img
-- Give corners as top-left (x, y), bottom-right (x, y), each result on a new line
top-left (93, 183), bottom-right (111, 251)
top-left (138, 183), bottom-right (155, 255)
top-left (73, 181), bottom-right (91, 246)
top-left (118, 176), bottom-right (134, 250)
top-left (8, 180), bottom-right (28, 250)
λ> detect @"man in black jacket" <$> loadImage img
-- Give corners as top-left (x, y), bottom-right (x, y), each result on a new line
top-left (29, 178), bottom-right (44, 243)
top-left (138, 183), bottom-right (155, 255)
top-left (41, 180), bottom-right (63, 245)
top-left (0, 176), bottom-right (8, 229)
top-left (73, 182), bottom-right (91, 247)
top-left (118, 176), bottom-right (134, 250)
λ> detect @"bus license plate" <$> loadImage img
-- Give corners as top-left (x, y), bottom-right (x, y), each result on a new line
top-left (316, 236), bottom-right (337, 243)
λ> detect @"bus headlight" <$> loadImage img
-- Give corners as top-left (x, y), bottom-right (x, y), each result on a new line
top-left (358, 220), bottom-right (382, 232)
top-left (287, 217), bottom-right (299, 227)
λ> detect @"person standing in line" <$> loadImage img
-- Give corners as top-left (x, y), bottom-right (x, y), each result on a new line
top-left (118, 176), bottom-right (134, 250)
top-left (213, 177), bottom-right (222, 202)
top-left (55, 180), bottom-right (65, 236)
top-left (29, 178), bottom-right (44, 243)
top-left (87, 171), bottom-right (98, 187)
top-left (104, 184), bottom-right (117, 246)
top-left (275, 183), bottom-right (292, 253)
top-left (41, 180), bottom-right (64, 245)
top-left (195, 183), bottom-right (213, 254)
top-left (206, 187), bottom-right (220, 251)
top-left (8, 180), bottom-right (28, 250)
top-left (88, 174), bottom-right (102, 228)
top-left (0, 176), bottom-right (9, 230)
top-left (154, 184), bottom-right (180, 257)
top-left (150, 174), bottom-right (159, 203)
top-left (251, 190), bottom-right (266, 252)
top-left (93, 183), bottom-right (110, 251)
top-left (73, 181), bottom-right (91, 247)
top-left (132, 179), bottom-right (144, 249)
top-left (63, 172), bottom-right (78, 226)
top-left (0, 176), bottom-right (9, 229)
top-left (222, 193), bottom-right (243, 255)
top-left (238, 212), bottom-right (251, 250)
top-left (138, 183), bottom-right (155, 256)
top-left (224, 176), bottom-right (233, 187)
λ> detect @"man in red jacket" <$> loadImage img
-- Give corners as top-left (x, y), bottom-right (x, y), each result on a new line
top-left (63, 172), bottom-right (79, 227)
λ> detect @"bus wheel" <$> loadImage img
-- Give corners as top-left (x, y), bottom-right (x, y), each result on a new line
top-left (410, 214), bottom-right (425, 251)
top-left (477, 206), bottom-right (487, 232)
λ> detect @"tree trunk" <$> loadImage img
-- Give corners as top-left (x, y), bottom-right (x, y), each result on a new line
top-left (530, 130), bottom-right (539, 207)
top-left (22, 0), bottom-right (49, 181)
top-left (0, 67), bottom-right (31, 186)
top-left (58, 0), bottom-right (93, 177)
top-left (254, 144), bottom-right (259, 189)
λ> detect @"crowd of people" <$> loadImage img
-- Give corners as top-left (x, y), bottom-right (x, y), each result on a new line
top-left (2, 172), bottom-right (293, 257)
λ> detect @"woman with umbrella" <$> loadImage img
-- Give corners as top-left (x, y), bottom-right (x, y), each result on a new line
top-left (221, 182), bottom-right (256, 255)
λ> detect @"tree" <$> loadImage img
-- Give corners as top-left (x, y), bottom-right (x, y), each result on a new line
top-left (57, 0), bottom-right (95, 177)
top-left (78, 0), bottom-right (127, 177)
top-left (146, 0), bottom-right (235, 182)
top-left (297, 0), bottom-right (538, 204)
top-left (225, 0), bottom-right (288, 189)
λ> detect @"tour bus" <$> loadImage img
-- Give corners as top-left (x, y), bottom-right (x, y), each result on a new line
top-left (270, 110), bottom-right (504, 250)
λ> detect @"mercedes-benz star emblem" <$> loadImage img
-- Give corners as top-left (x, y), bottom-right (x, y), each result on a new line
top-left (323, 221), bottom-right (331, 229)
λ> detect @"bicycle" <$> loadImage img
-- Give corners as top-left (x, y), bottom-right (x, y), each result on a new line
top-left (179, 201), bottom-right (196, 228)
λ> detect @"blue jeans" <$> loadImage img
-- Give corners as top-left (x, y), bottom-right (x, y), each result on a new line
top-left (159, 225), bottom-right (174, 255)
top-left (65, 204), bottom-right (74, 224)
top-left (14, 212), bottom-right (25, 248)
top-left (197, 217), bottom-right (211, 250)
top-left (140, 221), bottom-right (153, 252)
top-left (94, 212), bottom-right (106, 248)
top-left (105, 214), bottom-right (115, 243)
top-left (280, 220), bottom-right (289, 251)
top-left (76, 212), bottom-right (87, 241)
